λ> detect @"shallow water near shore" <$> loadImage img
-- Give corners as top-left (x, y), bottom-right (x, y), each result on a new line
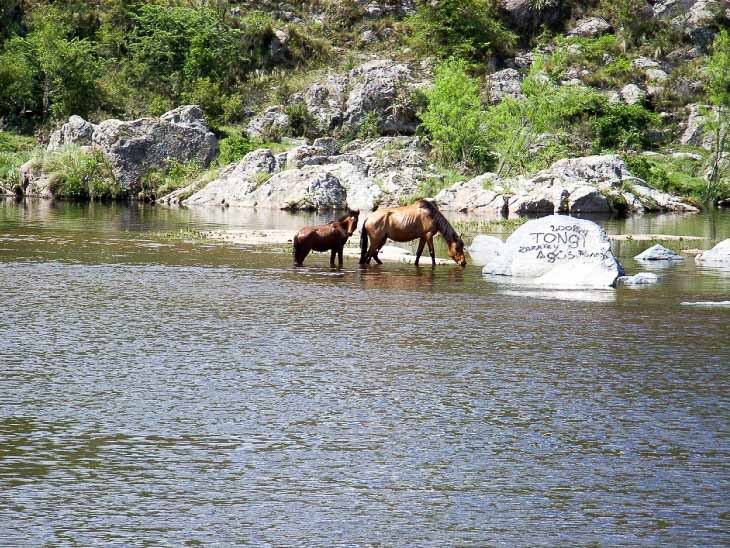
top-left (1, 199), bottom-right (729, 545)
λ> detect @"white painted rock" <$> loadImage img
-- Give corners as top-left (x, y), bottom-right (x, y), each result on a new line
top-left (468, 235), bottom-right (507, 267)
top-left (481, 215), bottom-right (624, 287)
top-left (635, 244), bottom-right (684, 261)
top-left (617, 272), bottom-right (660, 286)
top-left (695, 239), bottom-right (730, 266)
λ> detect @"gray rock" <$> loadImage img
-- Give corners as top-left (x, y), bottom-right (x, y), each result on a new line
top-left (617, 272), bottom-right (660, 285)
top-left (481, 214), bottom-right (624, 288)
top-left (486, 69), bottom-right (524, 104)
top-left (632, 57), bottom-right (660, 69)
top-left (634, 244), bottom-right (684, 261)
top-left (247, 106), bottom-right (291, 140)
top-left (256, 168), bottom-right (347, 211)
top-left (48, 115), bottom-right (96, 150)
top-left (182, 148), bottom-right (277, 207)
top-left (294, 59), bottom-right (423, 136)
top-left (92, 105), bottom-right (218, 191)
top-left (567, 17), bottom-right (612, 37)
top-left (680, 104), bottom-right (725, 151)
top-left (468, 235), bottom-right (507, 267)
top-left (619, 84), bottom-right (647, 105)
top-left (695, 238), bottom-right (730, 266)
top-left (498, 0), bottom-right (567, 32)
top-left (645, 68), bottom-right (669, 82)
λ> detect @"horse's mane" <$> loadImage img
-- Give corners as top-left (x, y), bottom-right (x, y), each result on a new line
top-left (415, 199), bottom-right (460, 244)
top-left (335, 211), bottom-right (356, 223)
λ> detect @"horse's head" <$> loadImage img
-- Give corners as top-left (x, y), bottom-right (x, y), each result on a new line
top-left (346, 209), bottom-right (359, 236)
top-left (448, 237), bottom-right (467, 267)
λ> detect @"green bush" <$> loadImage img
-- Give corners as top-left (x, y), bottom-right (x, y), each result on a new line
top-left (285, 102), bottom-right (321, 139)
top-left (217, 134), bottom-right (258, 166)
top-left (420, 58), bottom-right (494, 171)
top-left (357, 112), bottom-right (380, 139)
top-left (593, 104), bottom-right (660, 151)
top-left (408, 0), bottom-right (517, 62)
top-left (43, 146), bottom-right (120, 201)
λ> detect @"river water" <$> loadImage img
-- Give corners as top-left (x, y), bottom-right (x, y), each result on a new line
top-left (1, 199), bottom-right (728, 545)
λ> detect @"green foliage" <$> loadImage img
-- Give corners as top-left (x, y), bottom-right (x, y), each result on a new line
top-left (0, 5), bottom-right (103, 122)
top-left (703, 29), bottom-right (730, 205)
top-left (408, 0), bottom-right (517, 62)
top-left (484, 65), bottom-right (606, 175)
top-left (420, 58), bottom-right (494, 171)
top-left (285, 102), bottom-right (321, 139)
top-left (139, 159), bottom-right (203, 200)
top-left (357, 111), bottom-right (380, 140)
top-left (593, 103), bottom-right (660, 151)
top-left (0, 131), bottom-right (37, 190)
top-left (217, 134), bottom-right (257, 166)
top-left (42, 146), bottom-right (120, 201)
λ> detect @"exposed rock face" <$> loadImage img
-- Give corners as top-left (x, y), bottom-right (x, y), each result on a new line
top-left (183, 149), bottom-right (277, 207)
top-left (436, 155), bottom-right (699, 216)
top-left (174, 136), bottom-right (438, 211)
top-left (695, 238), bottom-right (730, 266)
top-left (567, 17), bottom-right (612, 38)
top-left (680, 104), bottom-right (724, 151)
top-left (91, 105), bottom-right (218, 191)
top-left (480, 215), bottom-right (625, 288)
top-left (48, 115), bottom-right (96, 150)
top-left (246, 106), bottom-right (291, 140)
top-left (486, 69), bottom-right (524, 104)
top-left (289, 59), bottom-right (424, 136)
top-left (635, 244), bottom-right (684, 261)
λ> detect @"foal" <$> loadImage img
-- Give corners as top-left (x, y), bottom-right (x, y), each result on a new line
top-left (293, 210), bottom-right (359, 267)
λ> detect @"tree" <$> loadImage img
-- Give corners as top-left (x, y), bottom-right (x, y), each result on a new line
top-left (705, 29), bottom-right (730, 205)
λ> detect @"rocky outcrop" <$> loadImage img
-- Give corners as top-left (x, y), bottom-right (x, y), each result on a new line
top-left (173, 136), bottom-right (439, 211)
top-left (281, 59), bottom-right (425, 137)
top-left (40, 106), bottom-right (218, 193)
top-left (480, 215), bottom-right (625, 288)
top-left (498, 0), bottom-right (567, 32)
top-left (92, 105), bottom-right (218, 191)
top-left (680, 104), bottom-right (725, 151)
top-left (567, 17), bottom-right (612, 38)
top-left (436, 154), bottom-right (699, 216)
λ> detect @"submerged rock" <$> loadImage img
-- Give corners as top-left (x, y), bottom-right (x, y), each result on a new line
top-left (695, 238), bottom-right (730, 266)
top-left (635, 244), bottom-right (684, 261)
top-left (617, 272), bottom-right (660, 286)
top-left (480, 215), bottom-right (624, 288)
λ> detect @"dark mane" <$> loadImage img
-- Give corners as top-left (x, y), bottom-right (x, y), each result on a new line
top-left (335, 211), bottom-right (356, 223)
top-left (416, 199), bottom-right (461, 244)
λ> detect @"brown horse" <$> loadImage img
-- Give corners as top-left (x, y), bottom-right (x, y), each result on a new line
top-left (359, 199), bottom-right (466, 267)
top-left (293, 210), bottom-right (359, 266)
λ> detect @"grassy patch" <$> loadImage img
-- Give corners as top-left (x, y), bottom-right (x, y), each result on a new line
top-left (40, 146), bottom-right (121, 200)
top-left (0, 131), bottom-right (38, 191)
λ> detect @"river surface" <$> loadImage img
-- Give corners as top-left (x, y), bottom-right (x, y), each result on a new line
top-left (1, 199), bottom-right (729, 545)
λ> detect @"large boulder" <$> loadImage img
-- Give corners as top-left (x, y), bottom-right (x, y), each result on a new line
top-left (498, 0), bottom-right (568, 32)
top-left (481, 215), bottom-right (625, 288)
top-left (91, 105), bottom-right (218, 191)
top-left (246, 106), bottom-right (291, 140)
top-left (250, 168), bottom-right (347, 211)
top-left (468, 235), bottom-right (508, 267)
top-left (695, 238), bottom-right (730, 266)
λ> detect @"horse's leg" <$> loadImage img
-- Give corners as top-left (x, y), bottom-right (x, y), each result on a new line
top-left (415, 237), bottom-right (426, 266)
top-left (337, 246), bottom-right (344, 267)
top-left (371, 235), bottom-right (386, 265)
top-left (426, 234), bottom-right (436, 267)
top-left (330, 248), bottom-right (336, 267)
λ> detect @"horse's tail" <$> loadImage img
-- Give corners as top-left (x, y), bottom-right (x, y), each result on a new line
top-left (359, 218), bottom-right (369, 264)
top-left (293, 233), bottom-right (301, 264)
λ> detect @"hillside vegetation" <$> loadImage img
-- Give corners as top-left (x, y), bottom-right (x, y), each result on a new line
top-left (0, 0), bottom-right (728, 206)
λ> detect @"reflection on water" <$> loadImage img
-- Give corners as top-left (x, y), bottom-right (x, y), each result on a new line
top-left (1, 199), bottom-right (729, 545)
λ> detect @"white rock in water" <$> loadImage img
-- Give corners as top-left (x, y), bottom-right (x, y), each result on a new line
top-left (635, 244), bottom-right (684, 261)
top-left (695, 238), bottom-right (730, 266)
top-left (481, 215), bottom-right (624, 287)
top-left (617, 272), bottom-right (659, 286)
top-left (468, 235), bottom-right (507, 266)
